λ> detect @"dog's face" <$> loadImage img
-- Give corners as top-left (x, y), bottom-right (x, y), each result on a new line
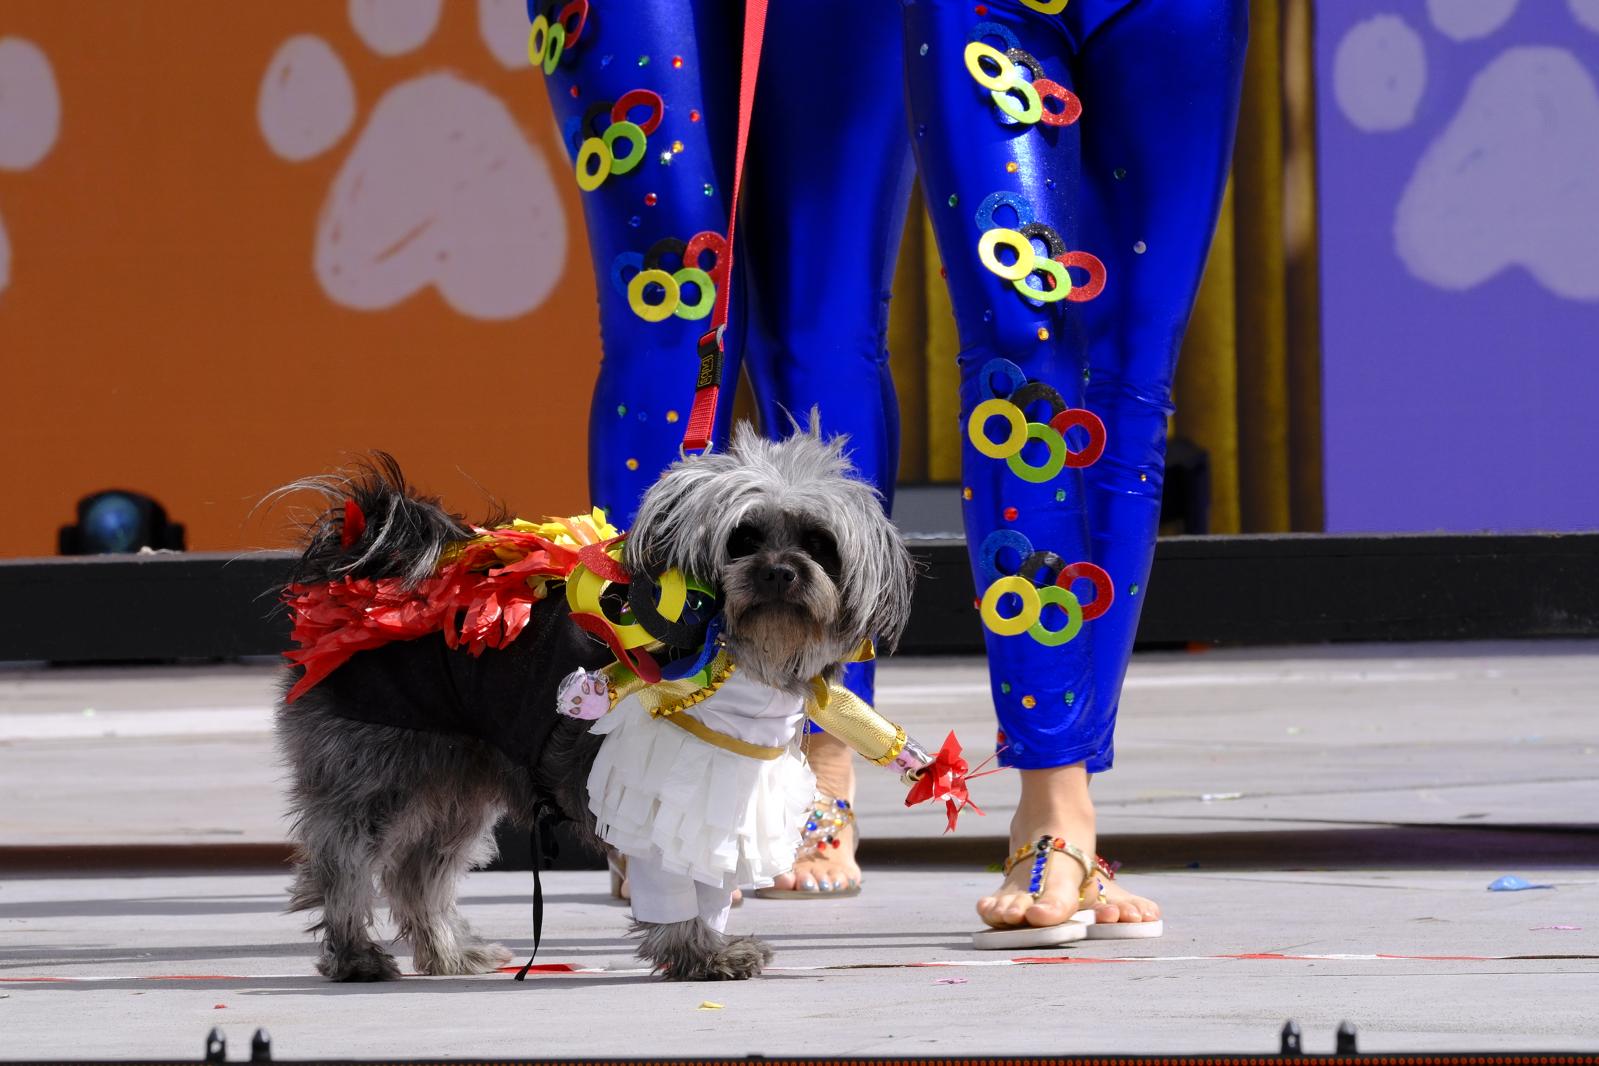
top-left (625, 418), bottom-right (915, 695)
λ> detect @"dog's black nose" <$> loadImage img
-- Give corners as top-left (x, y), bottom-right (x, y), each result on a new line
top-left (759, 563), bottom-right (797, 587)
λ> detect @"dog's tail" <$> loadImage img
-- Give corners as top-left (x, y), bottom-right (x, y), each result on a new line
top-left (273, 452), bottom-right (478, 588)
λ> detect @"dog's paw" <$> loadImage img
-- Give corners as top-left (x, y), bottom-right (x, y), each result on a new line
top-left (418, 940), bottom-right (514, 976)
top-left (316, 942), bottom-right (401, 982)
top-left (708, 935), bottom-right (773, 980)
top-left (667, 935), bottom-right (773, 982)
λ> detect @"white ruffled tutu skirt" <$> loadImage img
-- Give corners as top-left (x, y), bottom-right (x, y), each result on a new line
top-left (586, 700), bottom-right (815, 889)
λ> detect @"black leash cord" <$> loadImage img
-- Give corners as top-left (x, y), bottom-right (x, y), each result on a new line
top-left (513, 812), bottom-right (557, 981)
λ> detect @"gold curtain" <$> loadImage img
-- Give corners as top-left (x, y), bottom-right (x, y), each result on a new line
top-left (888, 0), bottom-right (1323, 533)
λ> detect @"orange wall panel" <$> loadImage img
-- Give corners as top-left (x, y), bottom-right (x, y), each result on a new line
top-left (0, 1), bottom-right (601, 557)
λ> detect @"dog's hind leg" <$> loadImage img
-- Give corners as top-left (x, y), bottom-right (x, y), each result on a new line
top-left (288, 805), bottom-right (400, 982)
top-left (279, 705), bottom-right (403, 981)
top-left (380, 785), bottom-right (512, 976)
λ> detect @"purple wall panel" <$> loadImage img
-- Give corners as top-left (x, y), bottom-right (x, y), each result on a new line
top-left (1315, 0), bottom-right (1599, 532)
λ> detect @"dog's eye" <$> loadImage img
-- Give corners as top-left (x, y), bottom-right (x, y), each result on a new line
top-left (800, 529), bottom-right (840, 572)
top-left (727, 523), bottom-right (764, 559)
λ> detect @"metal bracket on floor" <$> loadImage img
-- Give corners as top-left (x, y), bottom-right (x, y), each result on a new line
top-left (1281, 1019), bottom-right (1360, 1056)
top-left (202, 1028), bottom-right (271, 1063)
top-left (204, 1029), bottom-right (225, 1066)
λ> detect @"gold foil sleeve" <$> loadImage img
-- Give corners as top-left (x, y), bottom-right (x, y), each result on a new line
top-left (602, 662), bottom-right (649, 710)
top-left (807, 683), bottom-right (908, 766)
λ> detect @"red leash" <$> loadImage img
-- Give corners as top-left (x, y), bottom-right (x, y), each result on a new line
top-left (680, 0), bottom-right (768, 453)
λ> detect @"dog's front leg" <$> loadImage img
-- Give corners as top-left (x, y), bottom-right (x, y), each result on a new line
top-left (623, 851), bottom-right (771, 980)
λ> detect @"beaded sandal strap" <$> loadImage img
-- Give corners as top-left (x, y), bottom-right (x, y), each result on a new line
top-left (795, 794), bottom-right (854, 862)
top-left (1002, 836), bottom-right (1101, 906)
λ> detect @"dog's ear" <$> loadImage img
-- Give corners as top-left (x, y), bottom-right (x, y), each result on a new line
top-left (859, 517), bottom-right (919, 656)
top-left (623, 450), bottom-right (729, 582)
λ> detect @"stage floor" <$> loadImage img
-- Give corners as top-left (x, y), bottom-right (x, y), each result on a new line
top-left (2, 642), bottom-right (1597, 1056)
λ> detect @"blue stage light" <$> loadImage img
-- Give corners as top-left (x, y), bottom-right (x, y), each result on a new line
top-left (58, 491), bottom-right (186, 555)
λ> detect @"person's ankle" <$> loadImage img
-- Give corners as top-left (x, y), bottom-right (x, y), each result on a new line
top-left (1010, 763), bottom-right (1095, 849)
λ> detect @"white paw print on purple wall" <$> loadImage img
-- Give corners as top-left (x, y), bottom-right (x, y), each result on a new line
top-left (0, 37), bottom-right (61, 299)
top-left (257, 0), bottom-right (567, 320)
top-left (1333, 0), bottom-right (1599, 301)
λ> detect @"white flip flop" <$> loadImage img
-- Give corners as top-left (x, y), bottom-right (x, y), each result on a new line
top-left (971, 918), bottom-right (1090, 950)
top-left (1085, 917), bottom-right (1164, 940)
top-left (1072, 903), bottom-right (1165, 939)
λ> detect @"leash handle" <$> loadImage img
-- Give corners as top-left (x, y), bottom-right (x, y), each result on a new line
top-left (681, 0), bottom-right (768, 453)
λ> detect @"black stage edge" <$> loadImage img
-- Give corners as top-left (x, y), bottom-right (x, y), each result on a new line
top-left (10, 1037), bottom-right (1599, 1066)
top-left (3, 533), bottom-right (1595, 664)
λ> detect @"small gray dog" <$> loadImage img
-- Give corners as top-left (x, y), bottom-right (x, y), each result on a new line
top-left (275, 420), bottom-right (917, 981)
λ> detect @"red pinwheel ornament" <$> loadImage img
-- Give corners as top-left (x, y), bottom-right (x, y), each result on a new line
top-left (904, 731), bottom-right (984, 832)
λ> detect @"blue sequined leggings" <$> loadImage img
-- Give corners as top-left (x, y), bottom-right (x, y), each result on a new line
top-left (536, 0), bottom-right (1245, 766)
top-left (538, 0), bottom-right (914, 704)
top-left (903, 0), bottom-right (1246, 770)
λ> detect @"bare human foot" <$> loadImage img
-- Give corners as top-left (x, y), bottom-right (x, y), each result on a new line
top-left (977, 764), bottom-right (1161, 930)
top-left (765, 728), bottom-right (860, 894)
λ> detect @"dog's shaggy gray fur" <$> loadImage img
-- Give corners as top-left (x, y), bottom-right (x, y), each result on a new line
top-left (276, 418), bottom-right (914, 981)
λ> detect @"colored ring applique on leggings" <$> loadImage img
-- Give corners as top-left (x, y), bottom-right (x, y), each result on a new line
top-left (1050, 408), bottom-right (1107, 468)
top-left (979, 229), bottom-right (1035, 281)
top-left (623, 237), bottom-right (719, 322)
top-left (553, 0), bottom-right (588, 48)
top-left (974, 191), bottom-right (1036, 233)
top-left (967, 21), bottom-right (1020, 52)
top-left (964, 41), bottom-right (1075, 129)
top-left (671, 267), bottom-right (716, 320)
top-left (1004, 48), bottom-right (1047, 84)
top-left (992, 78), bottom-right (1043, 125)
top-left (612, 89), bottom-right (665, 136)
top-left (974, 535), bottom-right (1109, 645)
top-left (977, 358), bottom-right (1028, 400)
top-left (980, 576), bottom-right (1041, 637)
top-left (542, 22), bottom-right (567, 74)
top-left (968, 398), bottom-right (1029, 459)
top-left (628, 269), bottom-right (679, 322)
top-left (527, 0), bottom-right (585, 75)
top-left (685, 230), bottom-right (728, 281)
top-left (1013, 255), bottom-right (1071, 303)
top-left (1018, 222), bottom-right (1068, 260)
top-left (1056, 250), bottom-right (1106, 301)
top-left (1034, 79), bottom-right (1083, 127)
top-left (527, 15), bottom-right (550, 69)
top-left (963, 41), bottom-right (1013, 91)
top-left (1057, 561), bottom-right (1114, 621)
top-left (973, 194), bottom-right (1104, 309)
top-left (644, 236), bottom-right (689, 272)
top-left (967, 370), bottom-right (1105, 483)
top-left (976, 528), bottom-right (1035, 586)
top-left (563, 92), bottom-right (659, 190)
top-left (1004, 422), bottom-right (1069, 483)
top-left (1017, 550), bottom-right (1068, 588)
top-left (602, 120), bottom-right (647, 175)
top-left (1028, 584), bottom-right (1084, 646)
top-left (1018, 0), bottom-right (1069, 13)
top-left (575, 137), bottom-right (611, 191)
top-left (1010, 381), bottom-right (1068, 421)
top-left (610, 251), bottom-right (645, 298)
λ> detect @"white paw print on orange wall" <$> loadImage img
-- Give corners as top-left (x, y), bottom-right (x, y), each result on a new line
top-left (0, 37), bottom-right (61, 299)
top-left (257, 0), bottom-right (566, 320)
